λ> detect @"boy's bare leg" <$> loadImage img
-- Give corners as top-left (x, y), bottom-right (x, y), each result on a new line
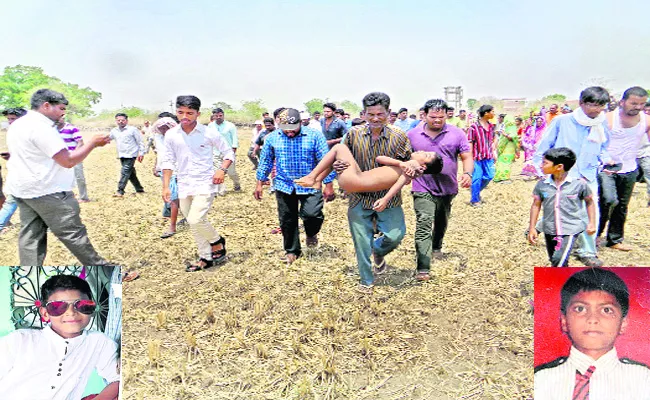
top-left (169, 199), bottom-right (179, 232)
top-left (296, 144), bottom-right (361, 187)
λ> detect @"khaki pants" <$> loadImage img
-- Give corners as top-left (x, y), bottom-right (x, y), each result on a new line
top-left (179, 194), bottom-right (221, 260)
top-left (213, 153), bottom-right (241, 195)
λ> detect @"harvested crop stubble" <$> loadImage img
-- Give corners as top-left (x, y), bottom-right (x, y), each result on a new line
top-left (0, 129), bottom-right (649, 399)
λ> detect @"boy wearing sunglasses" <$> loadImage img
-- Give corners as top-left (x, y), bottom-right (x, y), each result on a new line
top-left (0, 274), bottom-right (120, 400)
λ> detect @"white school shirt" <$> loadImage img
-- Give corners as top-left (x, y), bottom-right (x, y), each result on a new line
top-left (0, 326), bottom-right (120, 400)
top-left (5, 110), bottom-right (75, 199)
top-left (109, 125), bottom-right (144, 158)
top-left (162, 123), bottom-right (235, 198)
top-left (534, 346), bottom-right (650, 400)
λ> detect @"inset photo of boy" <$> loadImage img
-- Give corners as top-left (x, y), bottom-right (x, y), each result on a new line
top-left (534, 267), bottom-right (650, 399)
top-left (0, 266), bottom-right (122, 400)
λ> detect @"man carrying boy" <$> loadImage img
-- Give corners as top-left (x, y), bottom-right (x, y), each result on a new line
top-left (528, 148), bottom-right (597, 267)
top-left (0, 274), bottom-right (120, 399)
top-left (534, 268), bottom-right (650, 399)
top-left (162, 95), bottom-right (234, 271)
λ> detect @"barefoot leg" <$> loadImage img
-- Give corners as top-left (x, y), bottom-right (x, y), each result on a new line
top-left (296, 143), bottom-right (362, 187)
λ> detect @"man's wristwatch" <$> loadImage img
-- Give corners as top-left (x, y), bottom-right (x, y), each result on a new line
top-left (219, 167), bottom-right (228, 174)
top-left (463, 172), bottom-right (472, 177)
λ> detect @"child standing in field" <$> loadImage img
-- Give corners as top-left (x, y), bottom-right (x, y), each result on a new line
top-left (527, 147), bottom-right (596, 267)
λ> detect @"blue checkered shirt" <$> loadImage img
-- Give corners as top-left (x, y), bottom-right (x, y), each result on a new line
top-left (256, 127), bottom-right (335, 195)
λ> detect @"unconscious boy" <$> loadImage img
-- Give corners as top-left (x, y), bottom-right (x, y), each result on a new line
top-left (0, 274), bottom-right (120, 400)
top-left (534, 268), bottom-right (650, 399)
top-left (527, 147), bottom-right (596, 266)
top-left (295, 143), bottom-right (443, 211)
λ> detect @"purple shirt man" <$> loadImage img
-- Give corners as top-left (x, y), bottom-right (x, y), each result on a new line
top-left (408, 124), bottom-right (470, 196)
top-left (406, 100), bottom-right (473, 282)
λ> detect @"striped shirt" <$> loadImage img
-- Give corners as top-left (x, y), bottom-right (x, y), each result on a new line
top-left (58, 123), bottom-right (82, 151)
top-left (467, 121), bottom-right (495, 160)
top-left (343, 124), bottom-right (411, 209)
top-left (256, 126), bottom-right (335, 195)
top-left (535, 346), bottom-right (650, 400)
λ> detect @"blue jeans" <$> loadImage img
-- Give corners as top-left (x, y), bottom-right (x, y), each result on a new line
top-left (0, 194), bottom-right (18, 229)
top-left (470, 159), bottom-right (495, 203)
top-left (348, 203), bottom-right (406, 286)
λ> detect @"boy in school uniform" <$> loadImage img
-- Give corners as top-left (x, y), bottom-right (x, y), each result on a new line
top-left (528, 147), bottom-right (597, 267)
top-left (0, 274), bottom-right (120, 400)
top-left (534, 268), bottom-right (650, 399)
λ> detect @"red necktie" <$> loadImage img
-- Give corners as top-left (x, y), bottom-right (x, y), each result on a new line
top-left (573, 365), bottom-right (596, 400)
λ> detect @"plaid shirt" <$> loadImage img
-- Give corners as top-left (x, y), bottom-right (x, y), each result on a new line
top-left (343, 124), bottom-right (411, 209)
top-left (256, 126), bottom-right (335, 195)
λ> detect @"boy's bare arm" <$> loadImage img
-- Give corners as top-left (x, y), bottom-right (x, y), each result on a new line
top-left (373, 174), bottom-right (410, 211)
top-left (585, 197), bottom-right (597, 235)
top-left (528, 198), bottom-right (542, 244)
top-left (94, 381), bottom-right (119, 400)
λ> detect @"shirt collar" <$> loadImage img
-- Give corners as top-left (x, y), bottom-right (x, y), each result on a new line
top-left (179, 122), bottom-right (205, 136)
top-left (543, 174), bottom-right (574, 187)
top-left (28, 110), bottom-right (57, 127)
top-left (363, 125), bottom-right (388, 138)
top-left (43, 325), bottom-right (88, 356)
top-left (569, 346), bottom-right (619, 375)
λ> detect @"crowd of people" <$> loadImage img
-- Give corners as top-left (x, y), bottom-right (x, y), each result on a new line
top-left (1, 86), bottom-right (649, 292)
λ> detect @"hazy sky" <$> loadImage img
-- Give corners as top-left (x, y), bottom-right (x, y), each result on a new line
top-left (3, 0), bottom-right (649, 113)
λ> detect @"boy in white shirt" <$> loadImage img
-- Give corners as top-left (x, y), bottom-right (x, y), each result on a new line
top-left (0, 274), bottom-right (120, 400)
top-left (535, 268), bottom-right (650, 399)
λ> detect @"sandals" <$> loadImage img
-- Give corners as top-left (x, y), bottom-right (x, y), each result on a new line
top-left (122, 271), bottom-right (140, 282)
top-left (185, 258), bottom-right (214, 272)
top-left (210, 237), bottom-right (227, 264)
top-left (415, 271), bottom-right (430, 282)
top-left (160, 231), bottom-right (176, 239)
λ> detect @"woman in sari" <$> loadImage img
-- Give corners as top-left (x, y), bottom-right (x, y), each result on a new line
top-left (520, 115), bottom-right (546, 178)
top-left (494, 120), bottom-right (520, 182)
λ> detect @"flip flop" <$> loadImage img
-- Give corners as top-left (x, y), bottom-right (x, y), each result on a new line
top-left (160, 231), bottom-right (176, 239)
top-left (122, 271), bottom-right (140, 282)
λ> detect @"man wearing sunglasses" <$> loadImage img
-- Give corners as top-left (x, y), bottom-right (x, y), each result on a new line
top-left (254, 108), bottom-right (336, 264)
top-left (0, 274), bottom-right (120, 400)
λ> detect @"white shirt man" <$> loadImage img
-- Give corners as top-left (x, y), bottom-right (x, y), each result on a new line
top-left (109, 125), bottom-right (144, 158)
top-left (5, 111), bottom-right (75, 199)
top-left (208, 114), bottom-right (241, 193)
top-left (0, 326), bottom-right (120, 400)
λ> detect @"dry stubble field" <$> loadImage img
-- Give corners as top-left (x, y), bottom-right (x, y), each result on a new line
top-left (1, 129), bottom-right (649, 399)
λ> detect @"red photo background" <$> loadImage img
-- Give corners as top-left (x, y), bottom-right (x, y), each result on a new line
top-left (534, 267), bottom-right (650, 367)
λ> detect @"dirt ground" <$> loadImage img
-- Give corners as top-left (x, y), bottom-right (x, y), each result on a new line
top-left (0, 129), bottom-right (649, 399)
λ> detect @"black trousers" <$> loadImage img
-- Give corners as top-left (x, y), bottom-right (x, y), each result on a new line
top-left (276, 190), bottom-right (324, 256)
top-left (597, 169), bottom-right (637, 245)
top-left (544, 233), bottom-right (579, 267)
top-left (117, 157), bottom-right (144, 194)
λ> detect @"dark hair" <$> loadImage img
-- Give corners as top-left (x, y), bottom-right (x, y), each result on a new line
top-left (422, 153), bottom-right (444, 175)
top-left (158, 111), bottom-right (180, 123)
top-left (579, 86), bottom-right (610, 105)
top-left (515, 117), bottom-right (523, 122)
top-left (447, 107), bottom-right (455, 112)
top-left (351, 118), bottom-right (366, 126)
top-left (499, 114), bottom-right (506, 118)
top-left (419, 107), bottom-right (424, 112)
top-left (409, 114), bottom-right (416, 119)
top-left (41, 274), bottom-right (93, 303)
top-left (390, 111), bottom-right (398, 117)
top-left (646, 100), bottom-right (650, 107)
top-left (561, 268), bottom-right (629, 317)
top-left (621, 86), bottom-right (649, 100)
top-left (30, 89), bottom-right (68, 110)
top-left (263, 117), bottom-right (275, 125)
top-left (362, 92), bottom-right (390, 111)
top-left (176, 96), bottom-right (201, 111)
top-left (212, 107), bottom-right (224, 114)
top-left (398, 107), bottom-right (407, 114)
top-left (2, 107), bottom-right (27, 117)
top-left (314, 110), bottom-right (321, 115)
top-left (478, 104), bottom-right (494, 118)
top-left (543, 147), bottom-right (577, 171)
top-left (422, 99), bottom-right (449, 114)
top-left (262, 112), bottom-right (269, 116)
top-left (273, 107), bottom-right (286, 119)
top-left (323, 103), bottom-right (337, 112)
top-left (459, 109), bottom-right (466, 113)
top-left (115, 113), bottom-right (128, 119)
top-left (335, 108), bottom-right (345, 115)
